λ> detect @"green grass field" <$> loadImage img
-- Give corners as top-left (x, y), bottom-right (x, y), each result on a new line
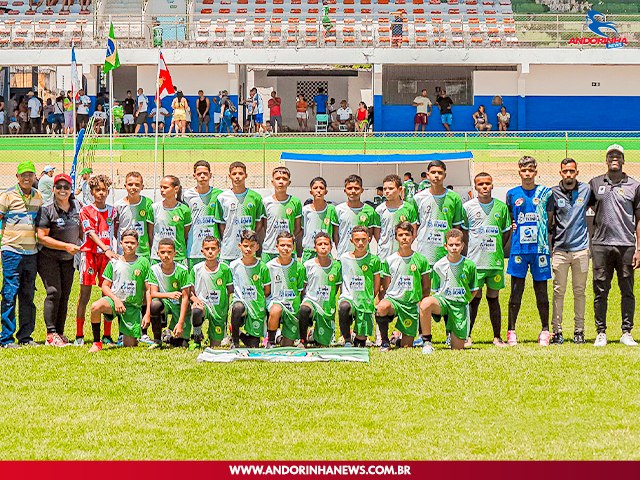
top-left (1, 270), bottom-right (639, 460)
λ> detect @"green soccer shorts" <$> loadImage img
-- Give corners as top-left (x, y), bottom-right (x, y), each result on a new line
top-left (269, 300), bottom-right (299, 341)
top-left (432, 293), bottom-right (470, 341)
top-left (163, 300), bottom-right (191, 340)
top-left (303, 300), bottom-right (335, 346)
top-left (203, 305), bottom-right (227, 342)
top-left (476, 269), bottom-right (505, 290)
top-left (341, 298), bottom-right (374, 338)
top-left (105, 297), bottom-right (142, 339)
top-left (237, 300), bottom-right (266, 338)
top-left (386, 297), bottom-right (419, 337)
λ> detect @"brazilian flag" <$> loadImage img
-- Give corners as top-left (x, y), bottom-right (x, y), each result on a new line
top-left (103, 22), bottom-right (120, 73)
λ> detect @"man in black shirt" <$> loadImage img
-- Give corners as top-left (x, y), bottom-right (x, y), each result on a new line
top-left (122, 90), bottom-right (136, 134)
top-left (435, 89), bottom-right (454, 132)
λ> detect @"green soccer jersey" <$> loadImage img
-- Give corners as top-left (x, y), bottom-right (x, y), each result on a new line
top-left (335, 202), bottom-right (380, 257)
top-left (382, 251), bottom-right (431, 304)
top-left (103, 256), bottom-right (151, 308)
top-left (431, 256), bottom-right (479, 304)
top-left (301, 202), bottom-right (339, 250)
top-left (115, 196), bottom-right (154, 257)
top-left (462, 198), bottom-right (511, 270)
top-left (403, 180), bottom-right (418, 201)
top-left (213, 189), bottom-right (266, 261)
top-left (147, 262), bottom-right (193, 312)
top-left (266, 258), bottom-right (305, 313)
top-left (191, 261), bottom-right (233, 320)
top-left (262, 194), bottom-right (303, 254)
top-left (418, 179), bottom-right (431, 192)
top-left (338, 252), bottom-right (382, 314)
top-left (184, 186), bottom-right (222, 260)
top-left (413, 188), bottom-right (464, 265)
top-left (303, 257), bottom-right (342, 319)
top-left (151, 202), bottom-right (192, 261)
top-left (229, 258), bottom-right (271, 336)
top-left (375, 201), bottom-right (418, 261)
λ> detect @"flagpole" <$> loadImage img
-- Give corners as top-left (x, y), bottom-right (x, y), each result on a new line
top-left (72, 46), bottom-right (77, 179)
top-left (153, 49), bottom-right (161, 203)
top-left (108, 15), bottom-right (115, 205)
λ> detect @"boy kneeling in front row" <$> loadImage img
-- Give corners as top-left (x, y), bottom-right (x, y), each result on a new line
top-left (88, 230), bottom-right (151, 353)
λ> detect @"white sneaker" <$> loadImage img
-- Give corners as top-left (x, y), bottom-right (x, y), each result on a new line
top-left (620, 332), bottom-right (638, 346)
top-left (220, 335), bottom-right (231, 347)
top-left (421, 341), bottom-right (435, 354)
top-left (594, 332), bottom-right (607, 347)
top-left (139, 334), bottom-right (154, 345)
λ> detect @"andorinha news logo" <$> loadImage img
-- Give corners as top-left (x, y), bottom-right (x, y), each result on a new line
top-left (568, 10), bottom-right (626, 48)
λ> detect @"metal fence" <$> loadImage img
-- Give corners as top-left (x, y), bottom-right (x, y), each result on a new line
top-left (0, 131), bottom-right (638, 191)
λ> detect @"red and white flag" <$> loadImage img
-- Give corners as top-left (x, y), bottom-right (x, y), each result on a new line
top-left (157, 51), bottom-right (176, 99)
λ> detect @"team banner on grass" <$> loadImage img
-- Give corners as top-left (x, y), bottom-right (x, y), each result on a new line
top-left (197, 347), bottom-right (369, 363)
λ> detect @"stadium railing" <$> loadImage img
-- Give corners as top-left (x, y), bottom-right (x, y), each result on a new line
top-left (0, 131), bottom-right (637, 190)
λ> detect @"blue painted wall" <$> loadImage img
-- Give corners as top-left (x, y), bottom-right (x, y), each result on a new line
top-left (378, 95), bottom-right (640, 131)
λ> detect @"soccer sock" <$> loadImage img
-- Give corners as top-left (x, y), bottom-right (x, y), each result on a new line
top-left (375, 315), bottom-right (392, 345)
top-left (508, 277), bottom-right (525, 331)
top-left (91, 322), bottom-right (101, 344)
top-left (354, 338), bottom-right (366, 348)
top-left (533, 280), bottom-right (550, 331)
top-left (469, 296), bottom-right (482, 335)
top-left (421, 334), bottom-right (432, 343)
top-left (230, 302), bottom-right (245, 345)
top-left (267, 329), bottom-right (277, 345)
top-left (338, 302), bottom-right (352, 342)
top-left (141, 304), bottom-right (148, 336)
top-left (298, 305), bottom-right (312, 343)
top-left (487, 296), bottom-right (502, 339)
top-left (76, 318), bottom-right (84, 338)
top-left (103, 320), bottom-right (112, 338)
top-left (191, 308), bottom-right (204, 337)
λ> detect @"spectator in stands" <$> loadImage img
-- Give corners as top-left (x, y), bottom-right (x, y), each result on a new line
top-left (184, 101), bottom-right (193, 134)
top-left (9, 110), bottom-right (19, 135)
top-left (134, 87), bottom-right (149, 135)
top-left (473, 105), bottom-right (492, 131)
top-left (150, 102), bottom-right (169, 133)
top-left (332, 99), bottom-right (353, 132)
top-left (313, 87), bottom-right (328, 117)
top-left (61, 0), bottom-right (74, 13)
top-left (412, 89), bottom-right (432, 132)
top-left (28, 0), bottom-right (44, 13)
top-left (52, 92), bottom-right (65, 135)
top-left (497, 106), bottom-right (510, 131)
top-left (436, 89), bottom-right (454, 132)
top-left (80, 0), bottom-right (90, 13)
top-left (27, 91), bottom-right (42, 135)
top-left (76, 88), bottom-right (91, 131)
top-left (328, 97), bottom-right (337, 125)
top-left (219, 90), bottom-right (235, 134)
top-left (38, 166), bottom-right (55, 204)
top-left (392, 10), bottom-right (405, 48)
top-left (18, 100), bottom-right (29, 134)
top-left (63, 90), bottom-right (74, 135)
top-left (0, 93), bottom-right (5, 135)
top-left (111, 100), bottom-right (123, 136)
top-left (367, 106), bottom-right (374, 131)
top-left (264, 120), bottom-right (273, 134)
top-left (212, 92), bottom-right (221, 133)
top-left (123, 90), bottom-right (135, 134)
top-left (231, 117), bottom-right (242, 134)
top-left (92, 103), bottom-right (107, 134)
top-left (172, 90), bottom-right (188, 137)
top-left (196, 90), bottom-right (210, 133)
top-left (355, 102), bottom-right (369, 133)
top-left (248, 87), bottom-right (264, 133)
top-left (268, 91), bottom-right (282, 133)
top-left (42, 98), bottom-right (55, 135)
top-left (296, 94), bottom-right (308, 132)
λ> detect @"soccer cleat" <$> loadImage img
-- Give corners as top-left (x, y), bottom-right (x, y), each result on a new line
top-left (46, 333), bottom-right (67, 347)
top-left (265, 342), bottom-right (275, 349)
top-left (148, 342), bottom-right (162, 350)
top-left (59, 334), bottom-right (70, 344)
top-left (507, 330), bottom-right (518, 346)
top-left (74, 337), bottom-right (85, 347)
top-left (421, 341), bottom-right (435, 354)
top-left (139, 334), bottom-right (154, 345)
top-left (45, 333), bottom-right (55, 346)
top-left (161, 329), bottom-right (173, 345)
top-left (380, 342), bottom-right (391, 353)
top-left (538, 330), bottom-right (551, 347)
top-left (101, 336), bottom-right (115, 346)
top-left (550, 332), bottom-right (564, 345)
top-left (412, 336), bottom-right (424, 348)
top-left (229, 341), bottom-right (239, 350)
top-left (464, 337), bottom-right (473, 348)
top-left (390, 331), bottom-right (401, 346)
top-left (573, 332), bottom-right (585, 344)
top-left (445, 333), bottom-right (451, 348)
top-left (620, 332), bottom-right (638, 347)
top-left (594, 332), bottom-right (607, 347)
top-left (343, 341), bottom-right (353, 348)
top-left (493, 337), bottom-right (508, 347)
top-left (88, 342), bottom-right (103, 353)
top-left (20, 340), bottom-right (39, 347)
top-left (2, 343), bottom-right (20, 349)
top-left (220, 335), bottom-right (231, 347)
top-left (365, 338), bottom-right (374, 347)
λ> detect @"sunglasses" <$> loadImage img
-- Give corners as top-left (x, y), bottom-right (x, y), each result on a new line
top-left (54, 184), bottom-right (71, 190)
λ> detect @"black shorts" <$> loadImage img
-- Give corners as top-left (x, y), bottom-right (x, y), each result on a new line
top-left (77, 113), bottom-right (89, 125)
top-left (135, 112), bottom-right (148, 125)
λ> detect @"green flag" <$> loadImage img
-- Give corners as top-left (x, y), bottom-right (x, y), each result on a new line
top-left (103, 22), bottom-right (120, 73)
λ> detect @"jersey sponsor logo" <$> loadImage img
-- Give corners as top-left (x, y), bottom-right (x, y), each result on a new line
top-left (444, 287), bottom-right (466, 296)
top-left (598, 186), bottom-right (606, 194)
top-left (349, 275), bottom-right (365, 291)
top-left (234, 215), bottom-right (253, 227)
top-left (538, 255), bottom-right (548, 267)
top-left (617, 187), bottom-right (626, 197)
top-left (557, 198), bottom-right (566, 208)
top-left (524, 213), bottom-right (537, 222)
top-left (514, 198), bottom-right (524, 207)
top-left (425, 219), bottom-right (448, 229)
top-left (56, 218), bottom-right (65, 227)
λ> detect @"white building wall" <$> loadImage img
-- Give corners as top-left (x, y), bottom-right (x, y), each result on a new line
top-left (136, 65), bottom-right (230, 96)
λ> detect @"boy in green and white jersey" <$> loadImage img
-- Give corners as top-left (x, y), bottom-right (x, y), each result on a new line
top-left (213, 162), bottom-right (266, 263)
top-left (266, 232), bottom-right (306, 347)
top-left (148, 238), bottom-right (192, 348)
top-left (261, 167), bottom-right (302, 263)
top-left (184, 160), bottom-right (222, 269)
top-left (418, 171), bottom-right (430, 192)
top-left (338, 226), bottom-right (382, 348)
top-left (88, 230), bottom-right (151, 353)
top-left (419, 229), bottom-right (479, 352)
top-left (413, 160), bottom-right (464, 266)
top-left (375, 174), bottom-right (418, 261)
top-left (335, 174), bottom-right (380, 257)
top-left (462, 172), bottom-right (511, 347)
top-left (402, 172), bottom-right (418, 201)
top-left (114, 171), bottom-right (154, 258)
top-left (151, 175), bottom-right (192, 264)
top-left (190, 236), bottom-right (233, 348)
top-left (376, 221), bottom-right (431, 352)
top-left (229, 229), bottom-right (271, 348)
top-left (301, 176), bottom-right (338, 263)
top-left (299, 232), bottom-right (342, 347)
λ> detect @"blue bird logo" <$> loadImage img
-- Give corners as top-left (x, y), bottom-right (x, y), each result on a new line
top-left (586, 10), bottom-right (618, 38)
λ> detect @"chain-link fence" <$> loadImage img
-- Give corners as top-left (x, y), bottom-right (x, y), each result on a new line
top-left (0, 132), bottom-right (638, 191)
